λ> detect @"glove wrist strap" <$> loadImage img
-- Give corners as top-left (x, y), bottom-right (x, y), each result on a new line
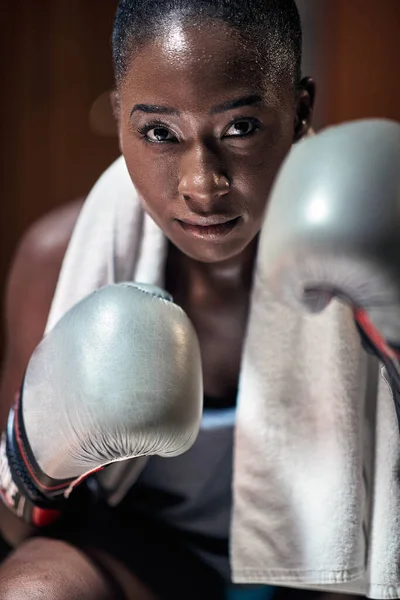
top-left (0, 393), bottom-right (70, 526)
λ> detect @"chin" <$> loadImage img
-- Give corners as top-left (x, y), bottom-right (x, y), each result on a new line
top-left (173, 237), bottom-right (252, 263)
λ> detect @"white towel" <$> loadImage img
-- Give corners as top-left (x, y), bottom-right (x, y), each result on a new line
top-left (45, 155), bottom-right (400, 599)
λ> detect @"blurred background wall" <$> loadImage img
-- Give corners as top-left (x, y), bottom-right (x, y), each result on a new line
top-left (0, 0), bottom-right (399, 357)
top-left (298, 0), bottom-right (400, 130)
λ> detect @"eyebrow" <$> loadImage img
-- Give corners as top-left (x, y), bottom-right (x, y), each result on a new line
top-left (210, 94), bottom-right (264, 114)
top-left (130, 104), bottom-right (180, 116)
top-left (130, 94), bottom-right (264, 118)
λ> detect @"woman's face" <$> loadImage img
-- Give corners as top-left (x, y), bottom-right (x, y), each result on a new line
top-left (117, 19), bottom-right (313, 263)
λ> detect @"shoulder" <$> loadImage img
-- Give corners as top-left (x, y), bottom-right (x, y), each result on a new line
top-left (18, 199), bottom-right (84, 271)
top-left (5, 199), bottom-right (85, 338)
top-left (0, 199), bottom-right (86, 418)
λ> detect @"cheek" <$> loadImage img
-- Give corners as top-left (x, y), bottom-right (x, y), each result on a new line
top-left (122, 141), bottom-right (178, 218)
top-left (234, 135), bottom-right (292, 220)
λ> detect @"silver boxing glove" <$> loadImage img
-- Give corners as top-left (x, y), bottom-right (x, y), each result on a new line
top-left (0, 283), bottom-right (203, 526)
top-left (258, 118), bottom-right (400, 416)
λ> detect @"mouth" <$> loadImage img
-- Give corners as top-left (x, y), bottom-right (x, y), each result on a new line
top-left (175, 216), bottom-right (242, 240)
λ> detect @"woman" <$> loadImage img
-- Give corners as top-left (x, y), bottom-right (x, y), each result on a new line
top-left (0, 1), bottom-right (322, 599)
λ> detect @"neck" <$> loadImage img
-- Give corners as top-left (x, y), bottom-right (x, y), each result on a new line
top-left (171, 236), bottom-right (259, 294)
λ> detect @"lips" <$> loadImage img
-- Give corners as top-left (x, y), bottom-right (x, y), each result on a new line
top-left (179, 214), bottom-right (238, 226)
top-left (176, 215), bottom-right (241, 240)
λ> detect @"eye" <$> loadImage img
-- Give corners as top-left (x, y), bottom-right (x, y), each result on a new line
top-left (137, 122), bottom-right (178, 143)
top-left (224, 118), bottom-right (260, 138)
top-left (146, 126), bottom-right (176, 143)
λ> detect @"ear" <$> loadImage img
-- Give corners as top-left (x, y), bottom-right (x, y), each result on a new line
top-left (293, 77), bottom-right (316, 142)
top-left (110, 90), bottom-right (123, 151)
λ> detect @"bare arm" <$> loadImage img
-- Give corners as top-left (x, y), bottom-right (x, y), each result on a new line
top-left (0, 200), bottom-right (83, 545)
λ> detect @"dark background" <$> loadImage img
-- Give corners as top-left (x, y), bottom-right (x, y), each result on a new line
top-left (0, 0), bottom-right (399, 352)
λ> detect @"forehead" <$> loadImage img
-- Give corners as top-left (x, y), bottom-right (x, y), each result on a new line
top-left (120, 20), bottom-right (283, 111)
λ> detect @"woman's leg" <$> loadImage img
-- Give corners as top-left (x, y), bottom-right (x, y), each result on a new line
top-left (0, 537), bottom-right (158, 600)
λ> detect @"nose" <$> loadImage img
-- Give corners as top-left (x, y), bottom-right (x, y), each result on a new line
top-left (178, 144), bottom-right (230, 210)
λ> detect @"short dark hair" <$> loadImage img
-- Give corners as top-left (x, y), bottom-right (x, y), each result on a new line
top-left (112, 0), bottom-right (302, 89)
